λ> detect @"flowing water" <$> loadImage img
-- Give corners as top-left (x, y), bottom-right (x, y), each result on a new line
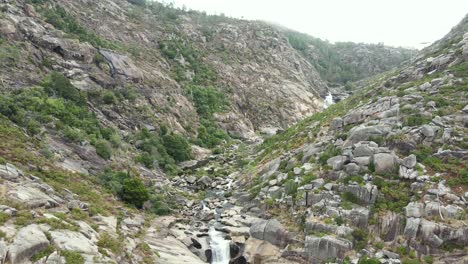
top-left (209, 224), bottom-right (230, 264)
top-left (324, 92), bottom-right (334, 108)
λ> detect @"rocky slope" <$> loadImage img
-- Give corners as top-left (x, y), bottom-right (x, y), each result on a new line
top-left (241, 14), bottom-right (468, 264)
top-left (0, 0), bottom-right (466, 264)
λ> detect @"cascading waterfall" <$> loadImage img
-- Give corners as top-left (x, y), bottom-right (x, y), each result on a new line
top-left (324, 92), bottom-right (334, 109)
top-left (207, 190), bottom-right (231, 264)
top-left (208, 224), bottom-right (230, 264)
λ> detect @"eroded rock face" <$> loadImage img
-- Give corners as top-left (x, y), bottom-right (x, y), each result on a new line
top-left (8, 224), bottom-right (50, 264)
top-left (250, 219), bottom-right (289, 248)
top-left (99, 50), bottom-right (143, 82)
top-left (50, 230), bottom-right (99, 254)
top-left (305, 236), bottom-right (352, 263)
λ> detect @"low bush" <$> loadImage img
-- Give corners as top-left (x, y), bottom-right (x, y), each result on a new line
top-left (94, 140), bottom-right (112, 160)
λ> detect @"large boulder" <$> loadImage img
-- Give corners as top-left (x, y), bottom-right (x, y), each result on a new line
top-left (305, 236), bottom-right (352, 263)
top-left (379, 211), bottom-right (403, 242)
top-left (0, 163), bottom-right (23, 181)
top-left (373, 153), bottom-right (397, 174)
top-left (99, 50), bottom-right (143, 81)
top-left (344, 125), bottom-right (392, 147)
top-left (405, 202), bottom-right (424, 218)
top-left (327, 156), bottom-right (348, 171)
top-left (8, 224), bottom-right (50, 264)
top-left (50, 230), bottom-right (98, 254)
top-left (36, 35), bottom-right (95, 63)
top-left (8, 185), bottom-right (58, 208)
top-left (337, 184), bottom-right (378, 205)
top-left (249, 219), bottom-right (289, 248)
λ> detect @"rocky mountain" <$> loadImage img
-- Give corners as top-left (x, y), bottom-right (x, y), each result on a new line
top-left (280, 28), bottom-right (416, 87)
top-left (0, 0), bottom-right (466, 264)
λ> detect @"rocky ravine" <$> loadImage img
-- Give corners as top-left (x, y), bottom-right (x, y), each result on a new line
top-left (0, 1), bottom-right (466, 264)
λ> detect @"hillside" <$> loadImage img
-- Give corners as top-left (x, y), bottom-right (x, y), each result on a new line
top-left (281, 29), bottom-right (416, 87)
top-left (0, 0), bottom-right (466, 264)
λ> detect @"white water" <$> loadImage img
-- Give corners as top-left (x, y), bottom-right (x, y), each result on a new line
top-left (324, 92), bottom-right (334, 109)
top-left (209, 225), bottom-right (230, 264)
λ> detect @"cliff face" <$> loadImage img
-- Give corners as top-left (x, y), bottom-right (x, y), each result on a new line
top-left (0, 0), bottom-right (329, 141)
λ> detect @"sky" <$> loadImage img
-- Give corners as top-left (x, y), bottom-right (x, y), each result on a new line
top-left (157, 0), bottom-right (468, 49)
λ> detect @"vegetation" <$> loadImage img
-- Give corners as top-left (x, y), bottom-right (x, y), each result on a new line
top-left (134, 128), bottom-right (191, 174)
top-left (373, 178), bottom-right (411, 212)
top-left (99, 169), bottom-right (148, 208)
top-left (37, 5), bottom-right (120, 50)
top-left (31, 246), bottom-right (55, 261)
top-left (284, 29), bottom-right (412, 85)
top-left (61, 250), bottom-right (85, 264)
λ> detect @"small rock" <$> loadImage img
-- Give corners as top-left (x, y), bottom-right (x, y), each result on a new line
top-left (401, 154), bottom-right (417, 168)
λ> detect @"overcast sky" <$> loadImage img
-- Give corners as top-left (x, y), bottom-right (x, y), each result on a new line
top-left (157, 0), bottom-right (468, 49)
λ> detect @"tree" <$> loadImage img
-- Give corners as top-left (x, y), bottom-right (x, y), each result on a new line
top-left (41, 72), bottom-right (86, 105)
top-left (162, 133), bottom-right (192, 162)
top-left (120, 177), bottom-right (149, 209)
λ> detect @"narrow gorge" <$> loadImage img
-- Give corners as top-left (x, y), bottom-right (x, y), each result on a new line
top-left (0, 0), bottom-right (466, 264)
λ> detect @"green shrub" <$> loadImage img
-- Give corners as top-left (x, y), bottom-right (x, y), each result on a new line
top-left (61, 250), bottom-right (84, 264)
top-left (319, 144), bottom-right (341, 165)
top-left (403, 114), bottom-right (431, 127)
top-left (162, 132), bottom-right (192, 162)
top-left (284, 179), bottom-right (298, 198)
top-left (102, 91), bottom-right (116, 104)
top-left (352, 229), bottom-right (369, 251)
top-left (97, 232), bottom-right (122, 253)
top-left (149, 194), bottom-right (171, 215)
top-left (40, 6), bottom-right (120, 50)
top-left (342, 192), bottom-right (359, 204)
top-left (41, 72), bottom-right (86, 105)
top-left (423, 256), bottom-right (434, 264)
top-left (301, 173), bottom-right (316, 185)
top-left (134, 129), bottom-right (180, 174)
top-left (120, 177), bottom-right (149, 208)
top-left (63, 126), bottom-right (85, 143)
top-left (31, 245), bottom-right (55, 262)
top-left (0, 212), bottom-right (9, 224)
top-left (94, 140), bottom-right (112, 160)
